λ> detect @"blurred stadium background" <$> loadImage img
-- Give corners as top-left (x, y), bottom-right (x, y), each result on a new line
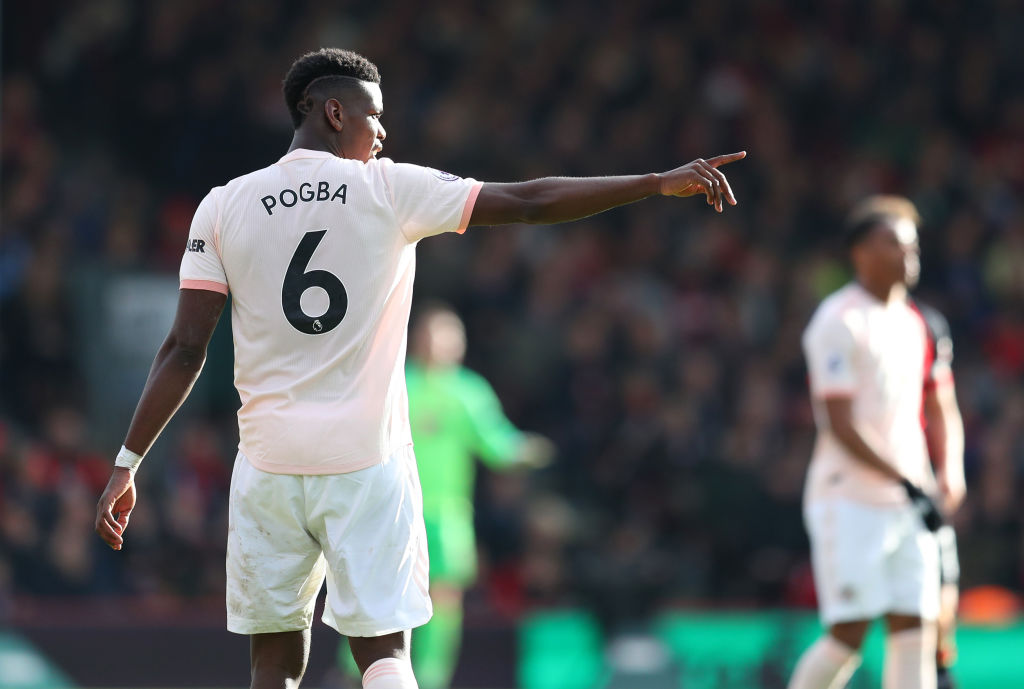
top-left (2, 1), bottom-right (1023, 687)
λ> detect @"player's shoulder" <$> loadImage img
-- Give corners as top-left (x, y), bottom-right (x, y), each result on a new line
top-left (376, 158), bottom-right (471, 184)
top-left (212, 163), bottom-right (282, 203)
top-left (455, 365), bottom-right (489, 387)
top-left (405, 361), bottom-right (426, 382)
top-left (451, 366), bottom-right (498, 402)
top-left (909, 299), bottom-right (951, 342)
top-left (191, 183), bottom-right (228, 220)
top-left (807, 283), bottom-right (864, 330)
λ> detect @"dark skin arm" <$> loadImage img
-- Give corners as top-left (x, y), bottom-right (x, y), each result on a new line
top-left (469, 152), bottom-right (746, 226)
top-left (95, 288), bottom-right (227, 550)
top-left (824, 396), bottom-right (905, 483)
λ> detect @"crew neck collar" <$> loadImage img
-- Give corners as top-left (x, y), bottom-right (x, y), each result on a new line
top-left (277, 148), bottom-right (337, 163)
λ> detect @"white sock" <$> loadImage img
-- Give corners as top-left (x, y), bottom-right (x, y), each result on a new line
top-left (788, 635), bottom-right (861, 689)
top-left (362, 657), bottom-right (418, 689)
top-left (883, 627), bottom-right (937, 689)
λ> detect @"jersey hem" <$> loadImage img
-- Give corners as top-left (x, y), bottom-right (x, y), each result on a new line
top-left (804, 493), bottom-right (912, 509)
top-left (240, 443), bottom-right (413, 475)
top-left (812, 388), bottom-right (857, 399)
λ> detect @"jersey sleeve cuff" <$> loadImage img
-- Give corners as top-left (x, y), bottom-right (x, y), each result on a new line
top-left (456, 181), bottom-right (484, 234)
top-left (181, 279), bottom-right (229, 295)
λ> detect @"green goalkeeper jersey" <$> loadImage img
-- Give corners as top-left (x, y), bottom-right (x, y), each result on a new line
top-left (407, 362), bottom-right (525, 584)
top-left (408, 362), bottom-right (524, 516)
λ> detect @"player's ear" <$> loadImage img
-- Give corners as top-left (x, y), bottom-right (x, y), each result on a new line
top-left (324, 98), bottom-right (344, 132)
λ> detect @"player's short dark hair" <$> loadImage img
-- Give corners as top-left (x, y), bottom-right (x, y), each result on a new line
top-left (283, 48), bottom-right (381, 128)
top-left (843, 195), bottom-right (921, 249)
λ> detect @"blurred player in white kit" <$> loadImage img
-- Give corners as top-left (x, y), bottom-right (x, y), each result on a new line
top-left (788, 196), bottom-right (963, 689)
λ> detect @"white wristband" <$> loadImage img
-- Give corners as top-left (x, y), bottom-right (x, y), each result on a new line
top-left (114, 445), bottom-right (144, 475)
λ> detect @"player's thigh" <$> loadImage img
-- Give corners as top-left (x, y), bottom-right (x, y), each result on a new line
top-left (805, 499), bottom-right (890, 625)
top-left (886, 507), bottom-right (940, 621)
top-left (829, 620), bottom-right (872, 650)
top-left (227, 452), bottom-right (326, 634)
top-left (309, 446), bottom-right (431, 638)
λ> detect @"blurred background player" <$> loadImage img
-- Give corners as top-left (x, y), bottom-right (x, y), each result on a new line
top-left (916, 301), bottom-right (966, 689)
top-left (789, 196), bottom-right (947, 689)
top-left (340, 302), bottom-right (553, 689)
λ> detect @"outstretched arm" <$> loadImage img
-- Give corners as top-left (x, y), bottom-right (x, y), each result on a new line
top-left (468, 151), bottom-right (746, 227)
top-left (95, 288), bottom-right (227, 550)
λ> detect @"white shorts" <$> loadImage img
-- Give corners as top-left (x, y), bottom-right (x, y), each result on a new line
top-left (805, 498), bottom-right (940, 625)
top-left (226, 446), bottom-right (431, 637)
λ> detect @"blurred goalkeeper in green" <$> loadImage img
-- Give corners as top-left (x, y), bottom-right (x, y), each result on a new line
top-left (341, 301), bottom-right (553, 689)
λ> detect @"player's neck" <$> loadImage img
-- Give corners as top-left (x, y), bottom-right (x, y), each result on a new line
top-left (857, 279), bottom-right (906, 304)
top-left (288, 129), bottom-right (342, 158)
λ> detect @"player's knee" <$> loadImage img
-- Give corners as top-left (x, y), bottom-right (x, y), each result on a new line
top-left (251, 656), bottom-right (306, 689)
top-left (250, 631), bottom-right (309, 687)
top-left (829, 620), bottom-right (870, 650)
top-left (885, 613), bottom-right (928, 634)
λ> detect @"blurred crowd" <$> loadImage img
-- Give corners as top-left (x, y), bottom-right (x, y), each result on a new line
top-left (2, 0), bottom-right (1023, 627)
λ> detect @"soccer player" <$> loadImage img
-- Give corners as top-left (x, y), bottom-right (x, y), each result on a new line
top-left (340, 302), bottom-right (553, 689)
top-left (916, 302), bottom-right (966, 689)
top-left (789, 196), bottom-right (949, 689)
top-left (94, 47), bottom-right (745, 689)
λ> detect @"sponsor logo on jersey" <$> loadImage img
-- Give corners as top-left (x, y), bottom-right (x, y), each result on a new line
top-left (186, 238), bottom-right (206, 253)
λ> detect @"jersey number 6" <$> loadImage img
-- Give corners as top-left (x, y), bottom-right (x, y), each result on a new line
top-left (282, 229), bottom-right (347, 335)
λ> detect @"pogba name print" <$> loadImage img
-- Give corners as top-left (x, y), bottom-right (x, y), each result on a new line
top-left (261, 181), bottom-right (347, 215)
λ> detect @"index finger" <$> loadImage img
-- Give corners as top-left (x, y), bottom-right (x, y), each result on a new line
top-left (696, 160), bottom-right (736, 208)
top-left (706, 151), bottom-right (747, 168)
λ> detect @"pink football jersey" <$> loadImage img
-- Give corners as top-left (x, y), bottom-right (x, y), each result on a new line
top-left (180, 149), bottom-right (481, 474)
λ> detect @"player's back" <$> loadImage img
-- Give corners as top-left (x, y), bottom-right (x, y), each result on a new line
top-left (180, 149), bottom-right (481, 474)
top-left (801, 282), bottom-right (932, 505)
